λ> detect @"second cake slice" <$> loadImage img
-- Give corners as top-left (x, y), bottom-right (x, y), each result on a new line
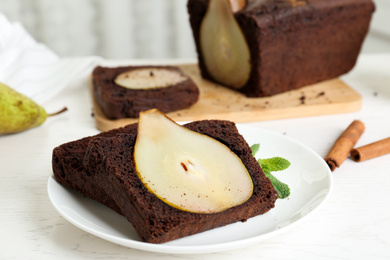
top-left (82, 113), bottom-right (278, 243)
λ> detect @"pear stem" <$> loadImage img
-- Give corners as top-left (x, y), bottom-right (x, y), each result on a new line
top-left (229, 0), bottom-right (246, 12)
top-left (48, 107), bottom-right (68, 117)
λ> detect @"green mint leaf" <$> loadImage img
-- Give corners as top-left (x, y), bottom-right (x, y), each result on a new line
top-left (259, 157), bottom-right (290, 172)
top-left (251, 143), bottom-right (291, 199)
top-left (264, 171), bottom-right (291, 199)
top-left (251, 144), bottom-right (260, 157)
top-left (257, 158), bottom-right (270, 175)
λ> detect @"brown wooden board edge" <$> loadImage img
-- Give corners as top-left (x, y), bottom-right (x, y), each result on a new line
top-left (89, 64), bottom-right (362, 132)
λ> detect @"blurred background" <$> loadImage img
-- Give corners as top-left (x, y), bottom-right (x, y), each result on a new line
top-left (1, 0), bottom-right (389, 60)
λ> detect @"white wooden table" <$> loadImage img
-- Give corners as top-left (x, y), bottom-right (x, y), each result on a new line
top-left (1, 53), bottom-right (389, 260)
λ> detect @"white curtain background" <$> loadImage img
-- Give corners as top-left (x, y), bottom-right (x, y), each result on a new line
top-left (0, 0), bottom-right (197, 59)
top-left (0, 0), bottom-right (389, 59)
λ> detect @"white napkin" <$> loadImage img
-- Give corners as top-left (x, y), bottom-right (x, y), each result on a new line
top-left (0, 14), bottom-right (96, 103)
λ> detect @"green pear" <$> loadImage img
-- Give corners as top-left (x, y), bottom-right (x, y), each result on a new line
top-left (0, 82), bottom-right (67, 135)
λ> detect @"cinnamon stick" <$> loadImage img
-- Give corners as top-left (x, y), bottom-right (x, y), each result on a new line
top-left (324, 120), bottom-right (365, 171)
top-left (350, 137), bottom-right (390, 162)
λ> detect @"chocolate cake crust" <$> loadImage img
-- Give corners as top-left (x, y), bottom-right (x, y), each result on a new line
top-left (92, 65), bottom-right (200, 119)
top-left (187, 0), bottom-right (375, 97)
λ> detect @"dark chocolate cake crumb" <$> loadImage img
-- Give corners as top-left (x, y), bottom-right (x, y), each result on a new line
top-left (300, 95), bottom-right (306, 104)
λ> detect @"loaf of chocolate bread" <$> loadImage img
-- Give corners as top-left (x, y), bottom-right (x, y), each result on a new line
top-left (52, 120), bottom-right (278, 243)
top-left (187, 0), bottom-right (375, 97)
top-left (92, 66), bottom-right (200, 119)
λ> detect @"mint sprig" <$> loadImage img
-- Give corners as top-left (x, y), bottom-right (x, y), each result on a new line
top-left (251, 144), bottom-right (291, 199)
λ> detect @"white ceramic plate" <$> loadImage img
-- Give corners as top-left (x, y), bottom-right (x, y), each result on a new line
top-left (47, 124), bottom-right (333, 254)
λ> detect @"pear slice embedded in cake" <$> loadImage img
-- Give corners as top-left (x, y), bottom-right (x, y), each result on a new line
top-left (134, 109), bottom-right (253, 214)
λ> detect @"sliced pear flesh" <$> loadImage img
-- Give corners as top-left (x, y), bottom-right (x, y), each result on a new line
top-left (200, 0), bottom-right (251, 89)
top-left (134, 109), bottom-right (253, 214)
top-left (114, 68), bottom-right (187, 90)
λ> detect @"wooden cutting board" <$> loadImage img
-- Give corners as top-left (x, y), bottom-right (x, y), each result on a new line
top-left (90, 64), bottom-right (361, 132)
